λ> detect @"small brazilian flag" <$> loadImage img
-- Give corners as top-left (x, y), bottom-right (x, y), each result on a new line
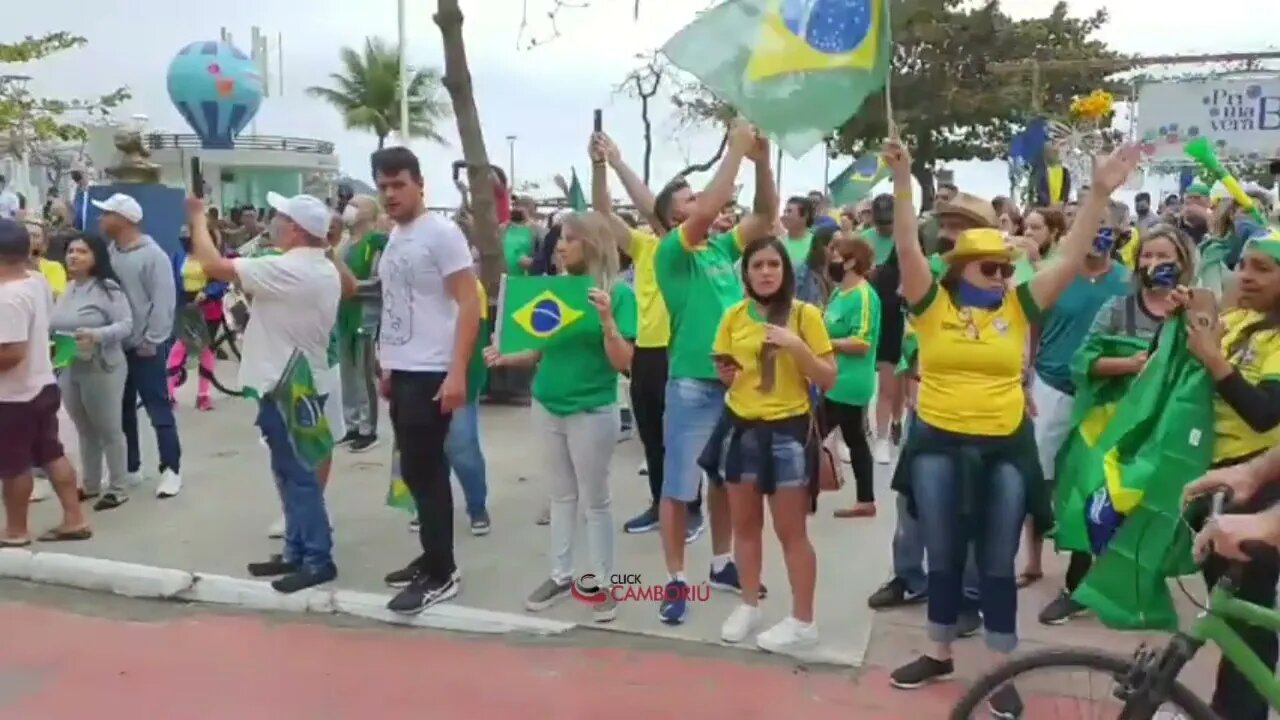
top-left (247, 350), bottom-right (333, 471)
top-left (496, 274), bottom-right (599, 354)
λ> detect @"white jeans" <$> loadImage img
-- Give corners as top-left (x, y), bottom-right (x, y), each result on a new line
top-left (1031, 373), bottom-right (1075, 481)
top-left (533, 401), bottom-right (617, 584)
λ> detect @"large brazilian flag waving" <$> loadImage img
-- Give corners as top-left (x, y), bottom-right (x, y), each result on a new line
top-left (496, 274), bottom-right (600, 354)
top-left (1054, 318), bottom-right (1216, 630)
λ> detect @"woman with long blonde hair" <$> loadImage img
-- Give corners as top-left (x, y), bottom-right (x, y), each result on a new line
top-left (485, 210), bottom-right (637, 623)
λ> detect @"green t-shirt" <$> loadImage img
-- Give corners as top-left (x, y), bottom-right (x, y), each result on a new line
top-left (532, 282), bottom-right (637, 415)
top-left (344, 232), bottom-right (389, 280)
top-left (783, 232), bottom-right (813, 268)
top-left (655, 227), bottom-right (744, 380)
top-left (861, 227), bottom-right (896, 265)
top-left (338, 232), bottom-right (390, 340)
top-left (503, 225), bottom-right (536, 277)
top-left (824, 282), bottom-right (882, 406)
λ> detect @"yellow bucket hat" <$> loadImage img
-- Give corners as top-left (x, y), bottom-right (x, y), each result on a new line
top-left (942, 227), bottom-right (1014, 264)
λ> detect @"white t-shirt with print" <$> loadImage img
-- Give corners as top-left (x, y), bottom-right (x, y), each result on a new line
top-left (233, 248), bottom-right (340, 395)
top-left (0, 272), bottom-right (55, 402)
top-left (377, 212), bottom-right (474, 372)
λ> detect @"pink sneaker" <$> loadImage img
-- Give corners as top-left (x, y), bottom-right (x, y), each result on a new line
top-left (196, 396), bottom-right (214, 411)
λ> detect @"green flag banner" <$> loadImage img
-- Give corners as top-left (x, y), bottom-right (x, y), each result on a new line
top-left (248, 350), bottom-right (334, 471)
top-left (568, 168), bottom-right (588, 211)
top-left (662, 0), bottom-right (892, 158)
top-left (1055, 320), bottom-right (1216, 630)
top-left (496, 274), bottom-right (599, 354)
top-left (386, 444), bottom-right (415, 513)
top-left (51, 333), bottom-right (79, 369)
top-left (828, 153), bottom-right (889, 207)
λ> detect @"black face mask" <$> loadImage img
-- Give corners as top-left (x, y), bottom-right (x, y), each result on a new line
top-left (827, 260), bottom-right (846, 282)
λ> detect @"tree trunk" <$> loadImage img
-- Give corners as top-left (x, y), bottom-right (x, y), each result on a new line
top-left (675, 127), bottom-right (729, 178)
top-left (435, 0), bottom-right (501, 292)
top-left (377, 133), bottom-right (386, 150)
top-left (640, 95), bottom-right (652, 186)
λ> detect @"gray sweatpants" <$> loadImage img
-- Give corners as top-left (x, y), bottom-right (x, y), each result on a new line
top-left (59, 364), bottom-right (128, 496)
top-left (339, 330), bottom-right (378, 437)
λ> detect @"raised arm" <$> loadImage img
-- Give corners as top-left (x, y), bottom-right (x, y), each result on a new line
top-left (680, 120), bottom-right (756, 246)
top-left (1027, 145), bottom-right (1139, 311)
top-left (598, 133), bottom-right (661, 231)
top-left (883, 140), bottom-right (931, 307)
top-left (736, 135), bottom-right (779, 244)
top-left (588, 134), bottom-right (634, 257)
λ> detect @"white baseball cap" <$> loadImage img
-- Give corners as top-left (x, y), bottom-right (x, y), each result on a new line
top-left (90, 193), bottom-right (144, 224)
top-left (266, 191), bottom-right (332, 239)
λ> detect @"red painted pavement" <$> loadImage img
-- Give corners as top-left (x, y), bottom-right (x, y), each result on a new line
top-left (0, 605), bottom-right (965, 720)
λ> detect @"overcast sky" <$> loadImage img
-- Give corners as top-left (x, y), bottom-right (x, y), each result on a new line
top-left (7, 0), bottom-right (1279, 207)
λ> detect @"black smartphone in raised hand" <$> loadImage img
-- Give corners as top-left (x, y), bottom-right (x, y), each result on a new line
top-left (190, 158), bottom-right (204, 199)
top-left (593, 109), bottom-right (603, 133)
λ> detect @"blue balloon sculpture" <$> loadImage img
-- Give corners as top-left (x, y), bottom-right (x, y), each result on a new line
top-left (166, 41), bottom-right (264, 149)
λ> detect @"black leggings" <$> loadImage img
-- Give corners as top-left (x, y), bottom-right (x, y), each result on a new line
top-left (630, 347), bottom-right (701, 513)
top-left (821, 398), bottom-right (875, 503)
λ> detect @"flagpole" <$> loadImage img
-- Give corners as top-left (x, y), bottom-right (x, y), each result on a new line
top-left (823, 138), bottom-right (832, 187)
top-left (397, 0), bottom-right (410, 145)
top-left (774, 145), bottom-right (783, 191)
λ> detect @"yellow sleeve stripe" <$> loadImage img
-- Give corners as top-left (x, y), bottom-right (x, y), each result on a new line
top-left (853, 284), bottom-right (873, 341)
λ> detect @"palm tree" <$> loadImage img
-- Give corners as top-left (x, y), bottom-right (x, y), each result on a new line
top-left (307, 37), bottom-right (451, 150)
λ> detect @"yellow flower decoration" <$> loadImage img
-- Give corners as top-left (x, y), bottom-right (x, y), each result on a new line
top-left (1070, 89), bottom-right (1114, 123)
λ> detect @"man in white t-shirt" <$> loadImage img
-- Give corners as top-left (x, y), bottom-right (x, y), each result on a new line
top-left (0, 219), bottom-right (89, 545)
top-left (0, 176), bottom-right (19, 221)
top-left (186, 192), bottom-right (348, 594)
top-left (372, 146), bottom-right (481, 615)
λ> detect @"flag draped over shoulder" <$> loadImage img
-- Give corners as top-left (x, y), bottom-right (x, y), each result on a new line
top-left (496, 274), bottom-right (599, 354)
top-left (828, 152), bottom-right (888, 206)
top-left (247, 350), bottom-right (334, 471)
top-left (1053, 320), bottom-right (1216, 630)
top-left (663, 0), bottom-right (892, 158)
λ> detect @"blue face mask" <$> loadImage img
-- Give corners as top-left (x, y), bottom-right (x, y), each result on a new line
top-left (1093, 228), bottom-right (1117, 256)
top-left (955, 280), bottom-right (1005, 310)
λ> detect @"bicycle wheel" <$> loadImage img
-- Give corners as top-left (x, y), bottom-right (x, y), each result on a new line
top-left (948, 648), bottom-right (1218, 720)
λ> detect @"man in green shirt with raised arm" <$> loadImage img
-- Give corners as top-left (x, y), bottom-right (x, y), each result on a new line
top-left (335, 195), bottom-right (387, 453)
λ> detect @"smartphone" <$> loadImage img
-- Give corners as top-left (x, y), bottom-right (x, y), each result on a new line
top-left (190, 158), bottom-right (204, 199)
top-left (593, 109), bottom-right (603, 133)
top-left (451, 159), bottom-right (466, 183)
top-left (1187, 288), bottom-right (1219, 329)
top-left (711, 353), bottom-right (741, 369)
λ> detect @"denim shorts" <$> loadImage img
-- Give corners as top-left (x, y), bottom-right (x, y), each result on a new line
top-left (662, 378), bottom-right (725, 502)
top-left (720, 429), bottom-right (808, 488)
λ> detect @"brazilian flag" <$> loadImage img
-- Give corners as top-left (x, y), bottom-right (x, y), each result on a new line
top-left (1054, 320), bottom-right (1216, 630)
top-left (51, 333), bottom-right (79, 369)
top-left (248, 350), bottom-right (334, 471)
top-left (496, 274), bottom-right (599, 354)
top-left (828, 153), bottom-right (888, 207)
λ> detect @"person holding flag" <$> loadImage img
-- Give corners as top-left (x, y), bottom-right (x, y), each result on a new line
top-left (882, 135), bottom-right (1137, 710)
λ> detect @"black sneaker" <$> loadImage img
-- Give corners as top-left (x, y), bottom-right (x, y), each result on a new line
top-left (384, 560), bottom-right (422, 588)
top-left (388, 575), bottom-right (459, 615)
top-left (349, 434), bottom-right (380, 453)
top-left (1038, 590), bottom-right (1087, 626)
top-left (248, 554), bottom-right (298, 578)
top-left (272, 564), bottom-right (337, 594)
top-left (889, 655), bottom-right (954, 689)
top-left (988, 684), bottom-right (1024, 720)
top-left (957, 611), bottom-right (983, 638)
top-left (93, 493), bottom-right (128, 512)
top-left (867, 577), bottom-right (926, 609)
top-left (469, 512), bottom-right (491, 536)
top-left (623, 505), bottom-right (659, 534)
top-left (336, 430), bottom-right (360, 446)
top-left (78, 489), bottom-right (100, 503)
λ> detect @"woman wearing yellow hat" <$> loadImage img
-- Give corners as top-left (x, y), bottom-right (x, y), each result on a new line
top-left (880, 138), bottom-right (1139, 710)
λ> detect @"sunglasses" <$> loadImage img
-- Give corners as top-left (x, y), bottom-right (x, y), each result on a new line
top-left (977, 261), bottom-right (1014, 279)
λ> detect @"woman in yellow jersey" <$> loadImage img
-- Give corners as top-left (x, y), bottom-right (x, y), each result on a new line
top-left (166, 231), bottom-right (228, 410)
top-left (1177, 230), bottom-right (1280, 720)
top-left (708, 236), bottom-right (835, 654)
top-left (882, 138), bottom-right (1139, 703)
top-left (485, 211), bottom-right (636, 623)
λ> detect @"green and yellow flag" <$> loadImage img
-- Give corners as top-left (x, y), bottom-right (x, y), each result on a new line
top-left (51, 333), bottom-right (79, 369)
top-left (663, 0), bottom-right (892, 157)
top-left (496, 274), bottom-right (599, 354)
top-left (248, 350), bottom-right (334, 471)
top-left (828, 152), bottom-right (889, 207)
top-left (568, 168), bottom-right (588, 212)
top-left (386, 444), bottom-right (415, 513)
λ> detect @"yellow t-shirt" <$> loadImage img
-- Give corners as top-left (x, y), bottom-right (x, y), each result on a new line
top-left (1213, 308), bottom-right (1280, 463)
top-left (1120, 226), bottom-right (1140, 269)
top-left (181, 256), bottom-right (208, 293)
top-left (39, 258), bottom-right (67, 297)
top-left (713, 299), bottom-right (833, 421)
top-left (912, 282), bottom-right (1040, 436)
top-left (476, 278), bottom-right (489, 321)
top-left (628, 229), bottom-right (670, 349)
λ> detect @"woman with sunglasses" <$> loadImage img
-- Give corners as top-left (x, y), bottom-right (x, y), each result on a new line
top-left (881, 138), bottom-right (1138, 712)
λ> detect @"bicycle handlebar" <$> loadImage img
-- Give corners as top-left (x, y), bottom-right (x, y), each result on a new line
top-left (1206, 490), bottom-right (1280, 565)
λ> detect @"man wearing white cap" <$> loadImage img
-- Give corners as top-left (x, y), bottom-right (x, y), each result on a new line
top-left (185, 191), bottom-right (350, 593)
top-left (94, 193), bottom-right (182, 498)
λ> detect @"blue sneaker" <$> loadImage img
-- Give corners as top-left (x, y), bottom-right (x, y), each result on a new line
top-left (685, 512), bottom-right (705, 544)
top-left (709, 561), bottom-right (767, 599)
top-left (659, 580), bottom-right (688, 625)
top-left (623, 505), bottom-right (660, 534)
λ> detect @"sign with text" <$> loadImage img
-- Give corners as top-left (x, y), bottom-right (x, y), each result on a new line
top-left (1136, 77), bottom-right (1280, 162)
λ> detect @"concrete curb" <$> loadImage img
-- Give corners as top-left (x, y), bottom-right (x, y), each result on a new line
top-left (0, 548), bottom-right (573, 637)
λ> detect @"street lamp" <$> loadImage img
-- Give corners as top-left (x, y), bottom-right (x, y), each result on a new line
top-left (397, 0), bottom-right (410, 146)
top-left (506, 135), bottom-right (517, 188)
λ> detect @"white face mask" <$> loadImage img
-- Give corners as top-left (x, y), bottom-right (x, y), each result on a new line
top-left (342, 205), bottom-right (360, 227)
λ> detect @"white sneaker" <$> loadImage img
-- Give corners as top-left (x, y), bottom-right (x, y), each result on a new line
top-left (267, 516), bottom-right (286, 539)
top-left (756, 617), bottom-right (819, 655)
top-left (156, 470), bottom-right (182, 498)
top-left (720, 603), bottom-right (763, 644)
top-left (29, 478), bottom-right (53, 502)
top-left (125, 472), bottom-right (144, 488)
top-left (872, 438), bottom-right (892, 465)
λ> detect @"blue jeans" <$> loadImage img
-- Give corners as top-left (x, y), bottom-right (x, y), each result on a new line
top-left (911, 449), bottom-right (1026, 652)
top-left (444, 401), bottom-right (487, 519)
top-left (122, 349), bottom-right (181, 473)
top-left (257, 398), bottom-right (334, 571)
top-left (662, 378), bottom-right (725, 502)
top-left (893, 493), bottom-right (981, 609)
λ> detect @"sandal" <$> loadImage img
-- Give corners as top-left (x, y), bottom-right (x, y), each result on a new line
top-left (0, 537), bottom-right (31, 548)
top-left (1016, 571), bottom-right (1044, 589)
top-left (38, 527), bottom-right (93, 542)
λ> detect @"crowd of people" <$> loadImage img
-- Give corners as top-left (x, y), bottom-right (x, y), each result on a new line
top-left (3, 119), bottom-right (1280, 718)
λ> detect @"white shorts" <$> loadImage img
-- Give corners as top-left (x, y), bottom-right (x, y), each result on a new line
top-left (1031, 373), bottom-right (1075, 481)
top-left (322, 364), bottom-right (346, 442)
